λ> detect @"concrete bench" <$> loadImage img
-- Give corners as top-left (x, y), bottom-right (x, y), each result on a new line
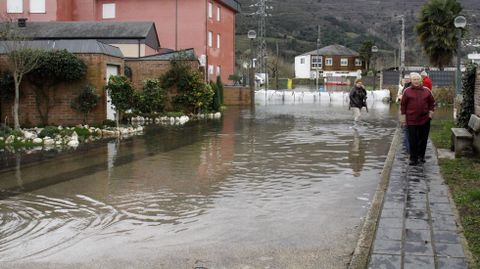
top-left (451, 114), bottom-right (480, 157)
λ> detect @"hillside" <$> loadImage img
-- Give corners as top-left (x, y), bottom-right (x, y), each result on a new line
top-left (235, 0), bottom-right (480, 74)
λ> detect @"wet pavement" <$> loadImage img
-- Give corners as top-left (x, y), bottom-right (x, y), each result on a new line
top-left (368, 133), bottom-right (469, 269)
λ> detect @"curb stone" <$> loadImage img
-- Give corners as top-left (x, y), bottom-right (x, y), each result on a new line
top-left (348, 127), bottom-right (401, 269)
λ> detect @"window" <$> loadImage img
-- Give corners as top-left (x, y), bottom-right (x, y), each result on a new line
top-left (102, 3), bottom-right (116, 19)
top-left (311, 55), bottom-right (322, 68)
top-left (217, 6), bottom-right (221, 21)
top-left (208, 65), bottom-right (214, 75)
top-left (7, 0), bottom-right (23, 13)
top-left (217, 34), bottom-right (221, 49)
top-left (340, 58), bottom-right (348, 66)
top-left (355, 58), bottom-right (362, 66)
top-left (216, 66), bottom-right (221, 75)
top-left (208, 2), bottom-right (213, 18)
top-left (208, 31), bottom-right (213, 47)
top-left (30, 0), bottom-right (46, 13)
top-left (325, 58), bottom-right (333, 66)
top-left (300, 58), bottom-right (305, 64)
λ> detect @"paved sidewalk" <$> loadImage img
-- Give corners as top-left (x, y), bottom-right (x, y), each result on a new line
top-left (368, 136), bottom-right (469, 269)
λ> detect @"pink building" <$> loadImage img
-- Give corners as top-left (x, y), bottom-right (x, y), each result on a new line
top-left (0, 0), bottom-right (240, 83)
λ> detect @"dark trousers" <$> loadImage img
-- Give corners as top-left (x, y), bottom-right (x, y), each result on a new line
top-left (407, 120), bottom-right (431, 161)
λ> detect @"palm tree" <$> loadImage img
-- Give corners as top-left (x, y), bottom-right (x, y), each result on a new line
top-left (416, 0), bottom-right (463, 70)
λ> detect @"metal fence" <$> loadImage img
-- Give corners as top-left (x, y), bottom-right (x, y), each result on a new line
top-left (383, 70), bottom-right (455, 87)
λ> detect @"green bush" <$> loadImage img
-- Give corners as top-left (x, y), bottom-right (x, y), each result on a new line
top-left (60, 127), bottom-right (90, 139)
top-left (457, 63), bottom-right (477, 128)
top-left (217, 76), bottom-right (224, 105)
top-left (0, 125), bottom-right (13, 137)
top-left (105, 75), bottom-right (136, 113)
top-left (137, 79), bottom-right (166, 113)
top-left (102, 119), bottom-right (117, 128)
top-left (39, 126), bottom-right (60, 138)
top-left (160, 60), bottom-right (214, 114)
top-left (28, 49), bottom-right (87, 125)
top-left (71, 85), bottom-right (100, 124)
top-left (210, 80), bottom-right (221, 111)
top-left (432, 86), bottom-right (454, 105)
top-left (74, 127), bottom-right (90, 139)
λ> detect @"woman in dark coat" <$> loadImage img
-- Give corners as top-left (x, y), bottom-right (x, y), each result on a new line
top-left (349, 79), bottom-right (367, 122)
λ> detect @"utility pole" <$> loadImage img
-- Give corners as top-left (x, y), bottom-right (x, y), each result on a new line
top-left (400, 15), bottom-right (405, 81)
top-left (316, 25), bottom-right (321, 92)
top-left (248, 0), bottom-right (272, 100)
top-left (275, 40), bottom-right (279, 91)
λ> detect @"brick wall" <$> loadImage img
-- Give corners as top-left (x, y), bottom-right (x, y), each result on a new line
top-left (0, 54), bottom-right (124, 126)
top-left (223, 86), bottom-right (251, 106)
top-left (476, 69), bottom-right (480, 116)
top-left (126, 59), bottom-right (199, 90)
top-left (126, 60), bottom-right (171, 90)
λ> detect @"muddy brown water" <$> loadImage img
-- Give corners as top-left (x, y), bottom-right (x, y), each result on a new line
top-left (0, 103), bottom-right (399, 268)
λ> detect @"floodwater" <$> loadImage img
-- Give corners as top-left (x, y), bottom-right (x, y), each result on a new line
top-left (0, 102), bottom-right (398, 269)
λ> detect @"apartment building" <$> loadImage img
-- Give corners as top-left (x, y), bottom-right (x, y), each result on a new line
top-left (0, 0), bottom-right (241, 83)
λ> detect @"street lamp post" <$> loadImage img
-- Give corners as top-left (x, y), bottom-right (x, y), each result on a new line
top-left (248, 30), bottom-right (257, 107)
top-left (371, 45), bottom-right (379, 91)
top-left (454, 16), bottom-right (466, 120)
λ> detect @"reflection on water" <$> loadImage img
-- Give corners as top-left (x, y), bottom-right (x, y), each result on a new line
top-left (349, 129), bottom-right (365, 177)
top-left (0, 103), bottom-right (398, 268)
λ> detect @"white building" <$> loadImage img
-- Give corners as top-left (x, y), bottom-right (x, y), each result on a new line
top-left (294, 44), bottom-right (363, 80)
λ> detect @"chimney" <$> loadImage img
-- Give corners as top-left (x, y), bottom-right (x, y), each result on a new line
top-left (18, 18), bottom-right (27, 27)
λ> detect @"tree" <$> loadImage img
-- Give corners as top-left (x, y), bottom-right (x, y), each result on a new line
top-left (160, 59), bottom-right (214, 114)
top-left (28, 50), bottom-right (87, 125)
top-left (105, 75), bottom-right (136, 127)
top-left (359, 40), bottom-right (374, 72)
top-left (0, 21), bottom-right (41, 130)
top-left (457, 63), bottom-right (476, 128)
top-left (416, 0), bottom-right (462, 70)
top-left (71, 85), bottom-right (100, 124)
top-left (136, 79), bottom-right (166, 114)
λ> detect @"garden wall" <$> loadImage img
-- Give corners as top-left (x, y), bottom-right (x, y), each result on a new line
top-left (0, 54), bottom-right (124, 126)
top-left (126, 59), bottom-right (199, 90)
top-left (223, 86), bottom-right (251, 106)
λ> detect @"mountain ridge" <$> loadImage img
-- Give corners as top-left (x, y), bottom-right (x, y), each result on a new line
top-left (235, 0), bottom-right (480, 67)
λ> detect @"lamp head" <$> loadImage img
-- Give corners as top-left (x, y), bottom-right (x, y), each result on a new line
top-left (454, 16), bottom-right (467, 29)
top-left (248, 30), bottom-right (257, 39)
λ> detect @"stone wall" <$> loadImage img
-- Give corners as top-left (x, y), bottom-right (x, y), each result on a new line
top-left (223, 86), bottom-right (251, 106)
top-left (0, 54), bottom-right (124, 126)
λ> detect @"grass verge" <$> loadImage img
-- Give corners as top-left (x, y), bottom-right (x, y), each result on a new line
top-left (430, 119), bottom-right (480, 268)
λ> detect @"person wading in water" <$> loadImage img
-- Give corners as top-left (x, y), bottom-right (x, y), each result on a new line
top-left (349, 78), bottom-right (368, 125)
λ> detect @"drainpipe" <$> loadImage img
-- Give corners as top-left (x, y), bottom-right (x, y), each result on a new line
top-left (175, 0), bottom-right (178, 50)
top-left (138, 39), bottom-right (141, 57)
top-left (205, 0), bottom-right (208, 82)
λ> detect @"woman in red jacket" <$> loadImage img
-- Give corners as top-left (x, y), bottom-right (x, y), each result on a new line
top-left (400, 72), bottom-right (435, 165)
top-left (421, 70), bottom-right (433, 91)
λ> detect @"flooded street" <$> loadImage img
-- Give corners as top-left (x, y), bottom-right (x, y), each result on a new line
top-left (0, 102), bottom-right (398, 268)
